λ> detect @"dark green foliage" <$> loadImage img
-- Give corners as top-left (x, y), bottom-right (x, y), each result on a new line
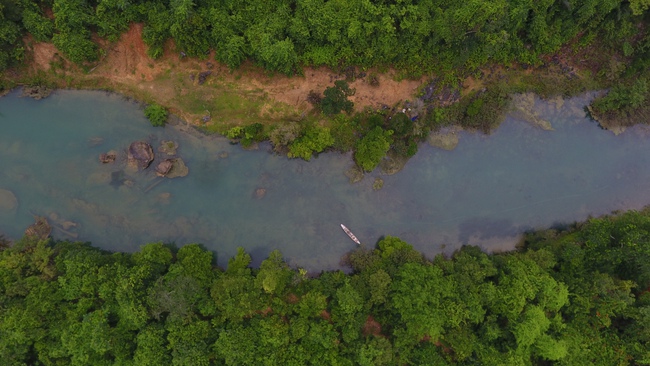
top-left (0, 3), bottom-right (24, 70)
top-left (591, 78), bottom-right (649, 113)
top-left (321, 80), bottom-right (355, 115)
top-left (330, 114), bottom-right (358, 152)
top-left (144, 103), bottom-right (168, 127)
top-left (2, 208), bottom-right (650, 363)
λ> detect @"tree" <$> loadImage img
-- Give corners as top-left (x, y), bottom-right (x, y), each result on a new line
top-left (321, 80), bottom-right (355, 115)
top-left (288, 125), bottom-right (335, 161)
top-left (354, 126), bottom-right (392, 172)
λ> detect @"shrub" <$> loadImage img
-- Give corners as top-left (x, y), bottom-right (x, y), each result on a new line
top-left (321, 80), bottom-right (355, 115)
top-left (354, 127), bottom-right (393, 172)
top-left (144, 104), bottom-right (168, 127)
top-left (288, 125), bottom-right (334, 160)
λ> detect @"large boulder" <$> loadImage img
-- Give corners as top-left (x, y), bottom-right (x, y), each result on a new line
top-left (128, 141), bottom-right (154, 169)
top-left (156, 159), bottom-right (174, 177)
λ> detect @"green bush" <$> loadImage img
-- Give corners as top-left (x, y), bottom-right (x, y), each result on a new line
top-left (591, 78), bottom-right (649, 113)
top-left (354, 126), bottom-right (393, 172)
top-left (288, 125), bottom-right (334, 160)
top-left (144, 103), bottom-right (168, 127)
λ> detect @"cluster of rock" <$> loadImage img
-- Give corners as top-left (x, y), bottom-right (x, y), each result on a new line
top-left (99, 140), bottom-right (188, 179)
top-left (22, 85), bottom-right (52, 100)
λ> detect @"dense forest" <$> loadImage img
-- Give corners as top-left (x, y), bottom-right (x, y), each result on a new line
top-left (1, 208), bottom-right (650, 365)
top-left (1, 0), bottom-right (649, 75)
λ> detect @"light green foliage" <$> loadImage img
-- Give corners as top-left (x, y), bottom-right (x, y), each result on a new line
top-left (225, 126), bottom-right (243, 140)
top-left (288, 125), bottom-right (334, 160)
top-left (354, 126), bottom-right (393, 172)
top-left (630, 0), bottom-right (650, 15)
top-left (134, 324), bottom-right (171, 366)
top-left (255, 250), bottom-right (292, 294)
top-left (51, 0), bottom-right (98, 63)
top-left (144, 103), bottom-right (168, 127)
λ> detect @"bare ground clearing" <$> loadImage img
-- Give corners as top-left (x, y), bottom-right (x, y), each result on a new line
top-left (25, 23), bottom-right (424, 128)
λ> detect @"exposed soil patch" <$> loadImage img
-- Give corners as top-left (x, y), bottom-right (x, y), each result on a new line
top-left (362, 315), bottom-right (383, 337)
top-left (27, 23), bottom-right (424, 127)
top-left (31, 41), bottom-right (59, 71)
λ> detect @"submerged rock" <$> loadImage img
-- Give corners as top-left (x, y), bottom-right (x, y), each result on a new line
top-left (372, 177), bottom-right (384, 191)
top-left (99, 151), bottom-right (117, 164)
top-left (166, 158), bottom-right (189, 178)
top-left (0, 188), bottom-right (18, 211)
top-left (128, 141), bottom-right (154, 169)
top-left (254, 188), bottom-right (267, 199)
top-left (159, 140), bottom-right (178, 156)
top-left (345, 166), bottom-right (364, 184)
top-left (380, 154), bottom-right (409, 176)
top-left (510, 93), bottom-right (553, 131)
top-left (427, 129), bottom-right (460, 150)
top-left (157, 192), bottom-right (171, 204)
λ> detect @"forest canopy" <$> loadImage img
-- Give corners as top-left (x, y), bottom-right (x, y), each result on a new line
top-left (1, 208), bottom-right (650, 364)
top-left (0, 0), bottom-right (649, 75)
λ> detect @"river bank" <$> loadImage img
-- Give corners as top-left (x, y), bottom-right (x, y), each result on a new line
top-left (2, 24), bottom-right (616, 154)
top-left (2, 89), bottom-right (650, 270)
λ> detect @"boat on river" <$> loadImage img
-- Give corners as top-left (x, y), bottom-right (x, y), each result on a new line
top-left (340, 224), bottom-right (361, 245)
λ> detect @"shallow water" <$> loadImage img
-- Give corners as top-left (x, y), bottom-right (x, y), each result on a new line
top-left (2, 90), bottom-right (650, 270)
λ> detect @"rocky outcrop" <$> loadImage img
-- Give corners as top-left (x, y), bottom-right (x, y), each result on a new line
top-left (22, 85), bottom-right (53, 100)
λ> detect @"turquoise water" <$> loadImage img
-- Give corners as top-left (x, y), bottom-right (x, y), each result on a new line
top-left (2, 90), bottom-right (650, 270)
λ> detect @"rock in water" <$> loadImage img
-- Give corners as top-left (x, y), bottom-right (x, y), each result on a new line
top-left (254, 188), bottom-right (267, 199)
top-left (0, 188), bottom-right (17, 211)
top-left (25, 216), bottom-right (51, 240)
top-left (166, 158), bottom-right (189, 178)
top-left (99, 151), bottom-right (117, 164)
top-left (128, 141), bottom-right (154, 169)
top-left (159, 140), bottom-right (178, 156)
top-left (156, 159), bottom-right (174, 177)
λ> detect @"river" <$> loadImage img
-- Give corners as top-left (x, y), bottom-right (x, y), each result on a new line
top-left (1, 90), bottom-right (650, 270)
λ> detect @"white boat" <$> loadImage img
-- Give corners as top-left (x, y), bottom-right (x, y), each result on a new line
top-left (340, 224), bottom-right (361, 245)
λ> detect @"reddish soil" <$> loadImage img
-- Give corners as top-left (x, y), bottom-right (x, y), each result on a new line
top-left (362, 315), bottom-right (383, 337)
top-left (27, 23), bottom-right (424, 121)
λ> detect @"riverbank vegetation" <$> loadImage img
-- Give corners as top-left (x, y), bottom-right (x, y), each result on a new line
top-left (2, 0), bottom-right (650, 171)
top-left (2, 208), bottom-right (650, 364)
